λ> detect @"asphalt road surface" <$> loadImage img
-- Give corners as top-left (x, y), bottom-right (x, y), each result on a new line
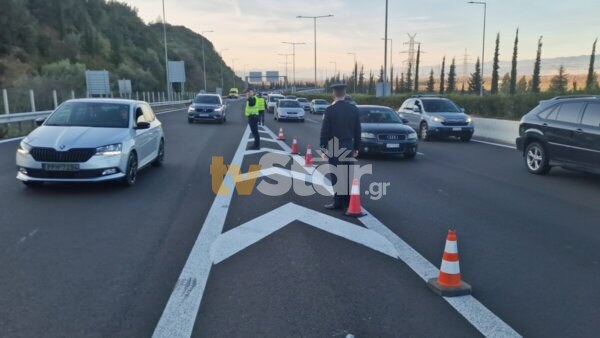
top-left (1, 100), bottom-right (599, 338)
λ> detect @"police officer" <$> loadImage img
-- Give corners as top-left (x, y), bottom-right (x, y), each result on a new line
top-left (245, 88), bottom-right (261, 149)
top-left (320, 83), bottom-right (361, 210)
top-left (256, 92), bottom-right (266, 126)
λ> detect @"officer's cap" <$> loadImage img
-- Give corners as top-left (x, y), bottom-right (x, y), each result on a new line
top-left (330, 83), bottom-right (347, 90)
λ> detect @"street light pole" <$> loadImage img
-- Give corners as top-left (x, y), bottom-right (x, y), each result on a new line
top-left (161, 0), bottom-right (171, 101)
top-left (232, 58), bottom-right (239, 89)
top-left (219, 48), bottom-right (228, 90)
top-left (347, 52), bottom-right (357, 94)
top-left (278, 53), bottom-right (292, 85)
top-left (282, 41), bottom-right (306, 92)
top-left (383, 0), bottom-right (389, 96)
top-left (468, 1), bottom-right (487, 96)
top-left (201, 30), bottom-right (214, 92)
top-left (382, 38), bottom-right (393, 83)
top-left (297, 15), bottom-right (333, 87)
top-left (243, 64), bottom-right (250, 90)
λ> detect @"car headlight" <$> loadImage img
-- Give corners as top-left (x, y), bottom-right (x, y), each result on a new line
top-left (96, 143), bottom-right (122, 156)
top-left (432, 116), bottom-right (445, 123)
top-left (361, 132), bottom-right (377, 139)
top-left (18, 141), bottom-right (32, 155)
top-left (407, 132), bottom-right (418, 140)
top-left (188, 106), bottom-right (195, 112)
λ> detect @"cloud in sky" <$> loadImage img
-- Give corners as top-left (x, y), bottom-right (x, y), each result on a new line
top-left (125, 0), bottom-right (599, 80)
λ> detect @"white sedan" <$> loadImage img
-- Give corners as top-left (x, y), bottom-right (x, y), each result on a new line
top-left (274, 99), bottom-right (305, 122)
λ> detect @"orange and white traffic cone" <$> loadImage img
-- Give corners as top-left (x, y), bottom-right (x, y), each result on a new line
top-left (305, 145), bottom-right (313, 166)
top-left (345, 179), bottom-right (366, 217)
top-left (427, 230), bottom-right (472, 297)
top-left (277, 128), bottom-right (285, 140)
top-left (291, 137), bottom-right (299, 155)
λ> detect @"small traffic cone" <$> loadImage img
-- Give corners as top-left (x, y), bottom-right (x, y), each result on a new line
top-left (305, 145), bottom-right (313, 166)
top-left (427, 230), bottom-right (472, 297)
top-left (345, 179), bottom-right (366, 217)
top-left (291, 137), bottom-right (299, 155)
top-left (277, 128), bottom-right (285, 140)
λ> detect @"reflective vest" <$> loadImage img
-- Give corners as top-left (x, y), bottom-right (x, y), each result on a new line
top-left (256, 97), bottom-right (266, 111)
top-left (245, 96), bottom-right (260, 117)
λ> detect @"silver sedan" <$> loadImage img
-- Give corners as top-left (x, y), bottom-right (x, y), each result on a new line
top-left (16, 99), bottom-right (165, 187)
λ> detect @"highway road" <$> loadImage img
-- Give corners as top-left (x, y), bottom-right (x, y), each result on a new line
top-left (1, 99), bottom-right (599, 337)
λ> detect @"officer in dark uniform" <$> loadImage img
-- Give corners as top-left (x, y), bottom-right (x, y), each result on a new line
top-left (320, 83), bottom-right (362, 210)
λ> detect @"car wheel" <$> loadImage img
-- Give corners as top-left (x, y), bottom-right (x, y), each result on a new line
top-left (300, 119), bottom-right (305, 123)
top-left (121, 152), bottom-right (138, 186)
top-left (460, 135), bottom-right (472, 142)
top-left (420, 123), bottom-right (431, 141)
top-left (188, 118), bottom-right (194, 124)
top-left (223, 116), bottom-right (227, 123)
top-left (274, 113), bottom-right (278, 120)
top-left (525, 142), bottom-right (551, 175)
top-left (404, 151), bottom-right (417, 159)
top-left (22, 181), bottom-right (43, 188)
top-left (152, 139), bottom-right (165, 167)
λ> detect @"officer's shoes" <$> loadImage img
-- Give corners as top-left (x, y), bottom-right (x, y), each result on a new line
top-left (324, 203), bottom-right (343, 210)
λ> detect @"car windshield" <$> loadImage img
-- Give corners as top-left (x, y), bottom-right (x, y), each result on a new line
top-left (270, 96), bottom-right (283, 102)
top-left (45, 102), bottom-right (130, 128)
top-left (359, 107), bottom-right (402, 123)
top-left (315, 100), bottom-right (328, 105)
top-left (298, 98), bottom-right (308, 103)
top-left (195, 96), bottom-right (221, 104)
top-left (280, 100), bottom-right (300, 108)
top-left (422, 99), bottom-right (460, 113)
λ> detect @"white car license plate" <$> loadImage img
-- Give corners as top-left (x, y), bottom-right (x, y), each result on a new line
top-left (386, 143), bottom-right (400, 149)
top-left (453, 127), bottom-right (462, 131)
top-left (197, 113), bottom-right (209, 117)
top-left (43, 163), bottom-right (80, 171)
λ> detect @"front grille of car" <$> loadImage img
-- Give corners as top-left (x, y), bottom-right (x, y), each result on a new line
top-left (25, 168), bottom-right (107, 179)
top-left (30, 148), bottom-right (96, 163)
top-left (378, 134), bottom-right (407, 141)
top-left (441, 121), bottom-right (468, 126)
top-left (195, 108), bottom-right (215, 113)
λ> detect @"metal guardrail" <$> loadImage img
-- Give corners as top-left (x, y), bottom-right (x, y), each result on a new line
top-left (0, 100), bottom-right (192, 125)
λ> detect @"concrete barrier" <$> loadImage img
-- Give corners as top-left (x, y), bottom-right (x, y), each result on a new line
top-left (473, 117), bottom-right (519, 146)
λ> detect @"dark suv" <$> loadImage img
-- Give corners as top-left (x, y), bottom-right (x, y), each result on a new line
top-left (516, 96), bottom-right (600, 175)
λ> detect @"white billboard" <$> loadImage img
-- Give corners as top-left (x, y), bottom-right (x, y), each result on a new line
top-left (118, 79), bottom-right (132, 95)
top-left (85, 70), bottom-right (110, 96)
top-left (266, 71), bottom-right (280, 83)
top-left (168, 61), bottom-right (186, 83)
top-left (248, 71), bottom-right (262, 83)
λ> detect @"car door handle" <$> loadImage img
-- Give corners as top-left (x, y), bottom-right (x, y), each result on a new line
top-left (575, 128), bottom-right (584, 134)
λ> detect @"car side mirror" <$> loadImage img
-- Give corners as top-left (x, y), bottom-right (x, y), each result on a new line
top-left (135, 121), bottom-right (150, 130)
top-left (35, 117), bottom-right (46, 126)
top-left (402, 118), bottom-right (409, 124)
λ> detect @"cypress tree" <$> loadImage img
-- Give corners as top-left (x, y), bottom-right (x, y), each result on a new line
top-left (468, 57), bottom-right (482, 94)
top-left (510, 28), bottom-right (519, 95)
top-left (531, 36), bottom-right (543, 93)
top-left (406, 63), bottom-right (413, 92)
top-left (358, 65), bottom-right (365, 93)
top-left (399, 73), bottom-right (406, 93)
top-left (586, 38), bottom-right (598, 91)
top-left (439, 56), bottom-right (446, 95)
top-left (414, 43), bottom-right (421, 92)
top-left (500, 72), bottom-right (511, 94)
top-left (549, 65), bottom-right (568, 94)
top-left (368, 71), bottom-right (375, 95)
top-left (395, 74), bottom-right (400, 94)
top-left (491, 32), bottom-right (500, 94)
top-left (426, 69), bottom-right (435, 92)
top-left (517, 75), bottom-right (528, 93)
top-left (390, 66), bottom-right (394, 93)
top-left (447, 58), bottom-right (457, 93)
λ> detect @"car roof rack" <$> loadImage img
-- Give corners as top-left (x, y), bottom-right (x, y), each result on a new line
top-left (410, 94), bottom-right (443, 98)
top-left (550, 95), bottom-right (600, 100)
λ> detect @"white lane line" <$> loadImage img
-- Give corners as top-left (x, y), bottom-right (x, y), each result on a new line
top-left (0, 136), bottom-right (25, 144)
top-left (358, 212), bottom-right (521, 337)
top-left (248, 138), bottom-right (280, 144)
top-left (17, 228), bottom-right (40, 245)
top-left (152, 126), bottom-right (251, 338)
top-left (306, 118), bottom-right (321, 124)
top-left (155, 107), bottom-right (188, 115)
top-left (417, 152), bottom-right (425, 156)
top-left (244, 148), bottom-right (289, 156)
top-left (472, 139), bottom-right (516, 150)
top-left (210, 202), bottom-right (398, 264)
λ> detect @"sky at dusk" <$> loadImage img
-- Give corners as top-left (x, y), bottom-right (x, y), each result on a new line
top-left (124, 0), bottom-right (599, 80)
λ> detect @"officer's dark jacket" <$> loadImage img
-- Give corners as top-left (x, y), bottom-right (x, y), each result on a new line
top-left (320, 100), bottom-right (361, 151)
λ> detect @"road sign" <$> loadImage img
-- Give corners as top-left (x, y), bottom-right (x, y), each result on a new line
top-left (85, 70), bottom-right (110, 96)
top-left (118, 79), bottom-right (132, 96)
top-left (266, 71), bottom-right (279, 83)
top-left (248, 72), bottom-right (262, 83)
top-left (168, 61), bottom-right (186, 83)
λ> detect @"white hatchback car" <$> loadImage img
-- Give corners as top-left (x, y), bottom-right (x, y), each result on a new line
top-left (16, 99), bottom-right (164, 187)
top-left (274, 99), bottom-right (305, 122)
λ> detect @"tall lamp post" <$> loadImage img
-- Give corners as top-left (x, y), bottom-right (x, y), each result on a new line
top-left (468, 1), bottom-right (487, 96)
top-left (219, 48), bottom-right (228, 91)
top-left (282, 41), bottom-right (306, 92)
top-left (296, 14), bottom-right (334, 87)
top-left (278, 53), bottom-right (292, 84)
top-left (201, 30), bottom-right (214, 92)
top-left (382, 38), bottom-right (393, 84)
top-left (347, 52), bottom-right (357, 94)
top-left (232, 58), bottom-right (239, 89)
top-left (383, 0), bottom-right (389, 96)
top-left (161, 0), bottom-right (171, 101)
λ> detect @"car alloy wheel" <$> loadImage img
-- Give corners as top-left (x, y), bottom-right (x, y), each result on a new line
top-left (122, 153), bottom-right (138, 186)
top-left (420, 123), bottom-right (430, 141)
top-left (525, 142), bottom-right (550, 175)
top-left (152, 140), bottom-right (164, 167)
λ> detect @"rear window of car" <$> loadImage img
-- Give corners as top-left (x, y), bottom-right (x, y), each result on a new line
top-left (581, 103), bottom-right (600, 127)
top-left (314, 100), bottom-right (328, 105)
top-left (555, 102), bottom-right (585, 124)
top-left (270, 96), bottom-right (283, 102)
top-left (298, 98), bottom-right (308, 103)
top-left (279, 100), bottom-right (300, 108)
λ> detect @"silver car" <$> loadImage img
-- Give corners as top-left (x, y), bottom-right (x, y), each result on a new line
top-left (274, 99), bottom-right (305, 122)
top-left (309, 99), bottom-right (330, 114)
top-left (16, 99), bottom-right (165, 187)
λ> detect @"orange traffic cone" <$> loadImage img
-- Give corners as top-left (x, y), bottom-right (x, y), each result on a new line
top-left (345, 179), bottom-right (366, 217)
top-left (277, 128), bottom-right (285, 140)
top-left (291, 137), bottom-right (299, 155)
top-left (305, 145), bottom-right (313, 166)
top-left (427, 230), bottom-right (472, 297)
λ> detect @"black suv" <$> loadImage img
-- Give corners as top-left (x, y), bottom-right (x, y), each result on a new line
top-left (516, 96), bottom-right (600, 175)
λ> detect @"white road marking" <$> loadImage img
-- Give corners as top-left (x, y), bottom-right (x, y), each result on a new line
top-left (306, 118), bottom-right (321, 124)
top-left (210, 202), bottom-right (398, 264)
top-left (152, 126), bottom-right (251, 338)
top-left (472, 139), bottom-right (517, 150)
top-left (417, 152), bottom-right (425, 156)
top-left (17, 228), bottom-right (39, 245)
top-left (155, 107), bottom-right (188, 115)
top-left (244, 148), bottom-right (289, 156)
top-left (248, 138), bottom-right (280, 144)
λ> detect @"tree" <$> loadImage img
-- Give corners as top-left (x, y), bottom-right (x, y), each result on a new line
top-left (468, 57), bottom-right (482, 94)
top-left (395, 74), bottom-right (400, 94)
top-left (510, 28), bottom-right (519, 95)
top-left (439, 56), bottom-right (446, 95)
top-left (390, 66), bottom-right (394, 93)
top-left (530, 36), bottom-right (543, 93)
top-left (447, 58), bottom-right (457, 93)
top-left (426, 69), bottom-right (435, 92)
top-left (368, 70), bottom-right (375, 95)
top-left (358, 65), bottom-right (365, 93)
top-left (491, 33), bottom-right (500, 94)
top-left (406, 63), bottom-right (413, 92)
top-left (586, 38), bottom-right (598, 92)
top-left (549, 65), bottom-right (568, 94)
top-left (378, 66), bottom-right (384, 82)
top-left (500, 72), bottom-right (511, 94)
top-left (399, 73), bottom-right (406, 93)
top-left (414, 43), bottom-right (421, 91)
top-left (353, 61), bottom-right (358, 93)
top-left (517, 75), bottom-right (528, 93)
